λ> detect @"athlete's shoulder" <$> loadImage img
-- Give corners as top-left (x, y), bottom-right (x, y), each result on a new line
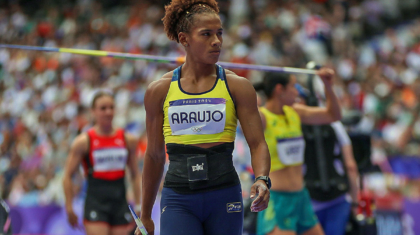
top-left (74, 132), bottom-right (89, 144)
top-left (283, 105), bottom-right (295, 111)
top-left (224, 68), bottom-right (254, 89)
top-left (258, 106), bottom-right (267, 114)
top-left (71, 132), bottom-right (89, 154)
top-left (146, 71), bottom-right (173, 95)
top-left (284, 104), bottom-right (299, 115)
top-left (223, 68), bottom-right (255, 95)
top-left (285, 104), bottom-right (302, 122)
top-left (145, 71), bottom-right (174, 109)
top-left (291, 103), bottom-right (306, 114)
top-left (224, 69), bottom-right (248, 83)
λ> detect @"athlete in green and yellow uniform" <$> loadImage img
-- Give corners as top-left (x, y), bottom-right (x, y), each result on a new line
top-left (256, 69), bottom-right (341, 235)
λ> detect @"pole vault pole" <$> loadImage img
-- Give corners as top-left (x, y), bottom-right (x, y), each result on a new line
top-left (0, 44), bottom-right (318, 75)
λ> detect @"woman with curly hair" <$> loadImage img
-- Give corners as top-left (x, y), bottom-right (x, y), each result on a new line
top-left (135, 0), bottom-right (271, 234)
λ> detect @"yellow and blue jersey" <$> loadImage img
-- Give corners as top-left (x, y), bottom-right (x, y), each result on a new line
top-left (163, 65), bottom-right (237, 145)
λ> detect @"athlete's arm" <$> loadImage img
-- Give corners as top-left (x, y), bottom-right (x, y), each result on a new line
top-left (140, 75), bottom-right (171, 235)
top-left (342, 144), bottom-right (359, 213)
top-left (226, 71), bottom-right (270, 212)
top-left (293, 68), bottom-right (342, 125)
top-left (331, 122), bottom-right (359, 210)
top-left (63, 133), bottom-right (87, 228)
top-left (126, 134), bottom-right (141, 213)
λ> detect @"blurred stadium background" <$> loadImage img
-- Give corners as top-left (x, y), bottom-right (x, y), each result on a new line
top-left (1, 0), bottom-right (420, 234)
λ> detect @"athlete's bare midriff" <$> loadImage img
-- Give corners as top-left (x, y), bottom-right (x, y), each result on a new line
top-left (270, 165), bottom-right (304, 192)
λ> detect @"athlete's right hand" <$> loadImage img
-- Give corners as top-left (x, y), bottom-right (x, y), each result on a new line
top-left (65, 207), bottom-right (79, 229)
top-left (136, 217), bottom-right (154, 235)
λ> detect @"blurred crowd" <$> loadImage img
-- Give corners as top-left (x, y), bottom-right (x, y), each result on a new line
top-left (1, 0), bottom-right (420, 207)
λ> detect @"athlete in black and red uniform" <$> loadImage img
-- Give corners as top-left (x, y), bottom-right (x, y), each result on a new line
top-left (63, 91), bottom-right (141, 235)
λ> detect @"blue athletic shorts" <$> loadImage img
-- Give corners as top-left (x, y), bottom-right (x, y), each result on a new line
top-left (160, 184), bottom-right (243, 235)
top-left (314, 198), bottom-right (350, 235)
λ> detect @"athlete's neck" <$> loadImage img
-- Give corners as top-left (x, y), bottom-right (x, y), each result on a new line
top-left (95, 125), bottom-right (114, 136)
top-left (182, 57), bottom-right (216, 81)
top-left (265, 99), bottom-right (285, 115)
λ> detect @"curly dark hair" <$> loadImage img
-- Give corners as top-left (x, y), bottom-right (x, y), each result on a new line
top-left (162, 0), bottom-right (220, 43)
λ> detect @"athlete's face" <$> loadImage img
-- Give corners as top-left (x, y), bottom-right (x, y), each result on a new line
top-left (277, 75), bottom-right (299, 106)
top-left (181, 13), bottom-right (223, 64)
top-left (92, 96), bottom-right (114, 127)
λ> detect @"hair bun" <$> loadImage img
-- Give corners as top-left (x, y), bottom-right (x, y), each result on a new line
top-left (162, 0), bottom-right (219, 42)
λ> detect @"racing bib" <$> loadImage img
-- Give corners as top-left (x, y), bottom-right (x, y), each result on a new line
top-left (168, 98), bottom-right (226, 135)
top-left (276, 137), bottom-right (305, 165)
top-left (92, 148), bottom-right (128, 172)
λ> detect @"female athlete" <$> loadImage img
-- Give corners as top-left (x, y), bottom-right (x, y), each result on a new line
top-left (137, 0), bottom-right (271, 234)
top-left (256, 69), bottom-right (341, 235)
top-left (63, 91), bottom-right (141, 235)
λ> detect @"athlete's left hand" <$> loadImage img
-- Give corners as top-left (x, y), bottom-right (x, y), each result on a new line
top-left (316, 68), bottom-right (335, 88)
top-left (249, 180), bottom-right (270, 212)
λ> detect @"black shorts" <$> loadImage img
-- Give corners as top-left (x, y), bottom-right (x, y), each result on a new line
top-left (83, 195), bottom-right (133, 226)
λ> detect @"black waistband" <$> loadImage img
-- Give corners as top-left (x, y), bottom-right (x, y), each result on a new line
top-left (86, 177), bottom-right (126, 200)
top-left (164, 142), bottom-right (239, 194)
top-left (166, 142), bottom-right (235, 155)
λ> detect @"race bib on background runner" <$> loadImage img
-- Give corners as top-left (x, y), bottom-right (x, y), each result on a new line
top-left (276, 137), bottom-right (305, 165)
top-left (92, 148), bottom-right (128, 172)
top-left (168, 98), bottom-right (226, 135)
